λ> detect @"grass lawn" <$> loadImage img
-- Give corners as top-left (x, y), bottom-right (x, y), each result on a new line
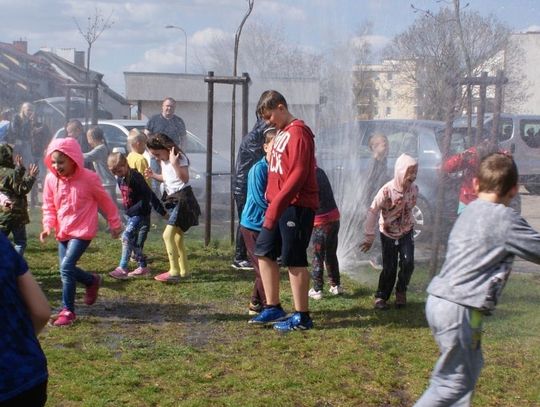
top-left (20, 210), bottom-right (540, 407)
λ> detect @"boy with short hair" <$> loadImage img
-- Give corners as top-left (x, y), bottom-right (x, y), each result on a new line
top-left (249, 90), bottom-right (319, 332)
top-left (415, 152), bottom-right (540, 406)
top-left (127, 129), bottom-right (150, 185)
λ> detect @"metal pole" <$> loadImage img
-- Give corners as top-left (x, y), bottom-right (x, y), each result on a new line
top-left (490, 70), bottom-right (504, 144)
top-left (205, 72), bottom-right (215, 246)
top-left (165, 25), bottom-right (188, 73)
top-left (476, 72), bottom-right (488, 145)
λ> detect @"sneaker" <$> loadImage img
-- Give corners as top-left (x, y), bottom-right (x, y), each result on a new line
top-left (154, 272), bottom-right (180, 283)
top-left (231, 259), bottom-right (254, 271)
top-left (109, 267), bottom-right (129, 280)
top-left (273, 312), bottom-right (313, 332)
top-left (248, 302), bottom-right (263, 315)
top-left (329, 285), bottom-right (344, 296)
top-left (308, 288), bottom-right (323, 300)
top-left (128, 266), bottom-right (150, 277)
top-left (395, 291), bottom-right (407, 308)
top-left (369, 257), bottom-right (383, 270)
top-left (84, 274), bottom-right (102, 305)
top-left (248, 306), bottom-right (287, 325)
top-left (53, 308), bottom-right (76, 327)
top-left (374, 298), bottom-right (389, 310)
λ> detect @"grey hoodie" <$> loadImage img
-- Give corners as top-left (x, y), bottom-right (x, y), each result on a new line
top-left (428, 198), bottom-right (540, 314)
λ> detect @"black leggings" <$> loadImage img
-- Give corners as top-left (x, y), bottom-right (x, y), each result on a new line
top-left (376, 230), bottom-right (414, 300)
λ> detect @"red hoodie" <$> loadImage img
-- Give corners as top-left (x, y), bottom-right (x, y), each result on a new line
top-left (263, 119), bottom-right (318, 229)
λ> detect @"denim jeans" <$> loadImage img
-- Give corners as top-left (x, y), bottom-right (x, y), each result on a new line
top-left (58, 239), bottom-right (92, 312)
top-left (119, 215), bottom-right (150, 269)
top-left (1, 224), bottom-right (27, 256)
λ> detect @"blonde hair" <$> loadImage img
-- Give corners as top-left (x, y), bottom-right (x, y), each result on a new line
top-left (127, 130), bottom-right (147, 147)
top-left (368, 133), bottom-right (388, 150)
top-left (107, 151), bottom-right (127, 171)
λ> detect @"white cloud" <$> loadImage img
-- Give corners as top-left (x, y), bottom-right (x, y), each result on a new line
top-left (255, 0), bottom-right (306, 22)
top-left (522, 25), bottom-right (540, 33)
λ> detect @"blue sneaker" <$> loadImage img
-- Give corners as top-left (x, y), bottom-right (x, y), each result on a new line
top-left (248, 307), bottom-right (287, 325)
top-left (273, 312), bottom-right (314, 332)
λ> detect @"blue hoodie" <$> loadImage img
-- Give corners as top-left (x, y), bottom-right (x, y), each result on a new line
top-left (240, 156), bottom-right (268, 232)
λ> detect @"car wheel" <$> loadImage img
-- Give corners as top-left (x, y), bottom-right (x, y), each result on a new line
top-left (412, 197), bottom-right (432, 242)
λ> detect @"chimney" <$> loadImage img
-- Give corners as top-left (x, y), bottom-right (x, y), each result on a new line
top-left (74, 51), bottom-right (85, 68)
top-left (12, 40), bottom-right (28, 54)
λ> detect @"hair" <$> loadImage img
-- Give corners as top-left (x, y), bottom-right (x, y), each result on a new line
top-left (256, 90), bottom-right (288, 117)
top-left (263, 127), bottom-right (277, 144)
top-left (477, 152), bottom-right (518, 196)
top-left (146, 133), bottom-right (188, 164)
top-left (66, 119), bottom-right (83, 133)
top-left (162, 97), bottom-right (176, 105)
top-left (368, 133), bottom-right (388, 150)
top-left (19, 102), bottom-right (34, 117)
top-left (87, 126), bottom-right (105, 143)
top-left (107, 151), bottom-right (128, 170)
top-left (127, 130), bottom-right (146, 146)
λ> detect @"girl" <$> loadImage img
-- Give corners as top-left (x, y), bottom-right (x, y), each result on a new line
top-left (107, 152), bottom-right (167, 279)
top-left (40, 138), bottom-right (122, 327)
top-left (145, 133), bottom-right (200, 283)
top-left (83, 126), bottom-right (117, 203)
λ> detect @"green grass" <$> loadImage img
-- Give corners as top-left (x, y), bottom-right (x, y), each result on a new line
top-left (20, 210), bottom-right (540, 406)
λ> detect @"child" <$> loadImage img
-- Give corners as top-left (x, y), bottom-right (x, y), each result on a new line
top-left (0, 144), bottom-right (38, 256)
top-left (414, 152), bottom-right (540, 406)
top-left (308, 166), bottom-right (342, 300)
top-left (127, 129), bottom-right (151, 185)
top-left (108, 152), bottom-right (167, 279)
top-left (40, 138), bottom-right (122, 327)
top-left (360, 153), bottom-right (418, 310)
top-left (84, 126), bottom-right (117, 203)
top-left (249, 90), bottom-right (319, 332)
top-left (0, 232), bottom-right (50, 406)
top-left (145, 133), bottom-right (200, 283)
top-left (239, 127), bottom-right (276, 315)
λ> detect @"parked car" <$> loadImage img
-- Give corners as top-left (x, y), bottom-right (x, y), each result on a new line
top-left (52, 120), bottom-right (231, 207)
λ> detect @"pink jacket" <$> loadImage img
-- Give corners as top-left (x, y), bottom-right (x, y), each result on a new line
top-left (42, 137), bottom-right (121, 241)
top-left (364, 153), bottom-right (418, 242)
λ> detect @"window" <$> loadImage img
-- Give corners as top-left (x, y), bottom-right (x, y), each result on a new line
top-left (499, 118), bottom-right (513, 142)
top-left (520, 119), bottom-right (540, 148)
top-left (386, 132), bottom-right (417, 158)
top-left (386, 107), bottom-right (391, 116)
top-left (387, 72), bottom-right (393, 81)
top-left (386, 90), bottom-right (392, 99)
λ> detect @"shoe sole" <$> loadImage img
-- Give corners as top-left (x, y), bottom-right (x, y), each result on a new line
top-left (248, 315), bottom-right (289, 326)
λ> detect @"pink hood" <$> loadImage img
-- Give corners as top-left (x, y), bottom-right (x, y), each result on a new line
top-left (393, 153), bottom-right (418, 192)
top-left (44, 137), bottom-right (84, 179)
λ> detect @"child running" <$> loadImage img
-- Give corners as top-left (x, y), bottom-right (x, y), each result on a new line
top-left (0, 144), bottom-right (38, 256)
top-left (239, 127), bottom-right (276, 315)
top-left (108, 152), bottom-right (167, 279)
top-left (308, 166), bottom-right (342, 300)
top-left (414, 152), bottom-right (540, 406)
top-left (360, 153), bottom-right (418, 310)
top-left (40, 138), bottom-right (122, 327)
top-left (145, 133), bottom-right (200, 283)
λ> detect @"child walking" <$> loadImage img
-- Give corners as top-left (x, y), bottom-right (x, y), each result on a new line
top-left (0, 144), bottom-right (38, 256)
top-left (239, 127), bottom-right (276, 315)
top-left (308, 166), bottom-right (342, 300)
top-left (127, 129), bottom-right (151, 184)
top-left (414, 153), bottom-right (540, 406)
top-left (40, 138), bottom-right (122, 327)
top-left (360, 153), bottom-right (418, 310)
top-left (145, 133), bottom-right (200, 283)
top-left (108, 152), bottom-right (167, 279)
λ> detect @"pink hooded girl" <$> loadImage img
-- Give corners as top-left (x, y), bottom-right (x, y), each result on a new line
top-left (40, 137), bottom-right (122, 326)
top-left (360, 153), bottom-right (418, 310)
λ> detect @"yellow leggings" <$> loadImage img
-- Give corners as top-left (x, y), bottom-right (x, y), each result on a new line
top-left (163, 225), bottom-right (189, 277)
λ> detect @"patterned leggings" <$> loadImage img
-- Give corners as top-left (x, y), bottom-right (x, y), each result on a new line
top-left (311, 220), bottom-right (340, 291)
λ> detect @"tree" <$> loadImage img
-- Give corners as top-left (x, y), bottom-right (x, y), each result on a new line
top-left (384, 5), bottom-right (526, 120)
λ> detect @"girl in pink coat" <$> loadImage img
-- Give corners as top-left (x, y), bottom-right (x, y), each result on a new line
top-left (40, 137), bottom-right (122, 326)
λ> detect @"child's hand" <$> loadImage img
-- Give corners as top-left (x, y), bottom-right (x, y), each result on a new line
top-left (169, 148), bottom-right (180, 165)
top-left (110, 227), bottom-right (122, 239)
top-left (39, 229), bottom-right (50, 243)
top-left (28, 163), bottom-right (39, 177)
top-left (360, 240), bottom-right (372, 253)
top-left (144, 167), bottom-right (154, 179)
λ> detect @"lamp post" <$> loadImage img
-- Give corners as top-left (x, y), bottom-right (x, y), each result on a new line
top-left (165, 25), bottom-right (188, 73)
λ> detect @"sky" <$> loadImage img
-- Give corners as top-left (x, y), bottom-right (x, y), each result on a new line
top-left (1, 0), bottom-right (539, 95)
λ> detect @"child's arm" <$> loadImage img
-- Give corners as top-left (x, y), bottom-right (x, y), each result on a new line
top-left (17, 271), bottom-right (51, 333)
top-left (91, 174), bottom-right (122, 238)
top-left (40, 175), bottom-right (57, 242)
top-left (360, 188), bottom-right (385, 252)
top-left (250, 164), bottom-right (269, 211)
top-left (144, 167), bottom-right (164, 182)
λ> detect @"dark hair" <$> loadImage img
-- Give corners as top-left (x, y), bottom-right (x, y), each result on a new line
top-left (263, 127), bottom-right (277, 144)
top-left (477, 152), bottom-right (518, 196)
top-left (256, 90), bottom-right (288, 117)
top-left (88, 126), bottom-right (105, 143)
top-left (146, 133), bottom-right (189, 164)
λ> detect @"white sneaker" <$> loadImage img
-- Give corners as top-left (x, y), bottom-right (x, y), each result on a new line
top-left (329, 285), bottom-right (344, 295)
top-left (308, 288), bottom-right (323, 300)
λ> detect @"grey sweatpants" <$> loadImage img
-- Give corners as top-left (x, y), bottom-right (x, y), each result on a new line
top-left (414, 295), bottom-right (484, 407)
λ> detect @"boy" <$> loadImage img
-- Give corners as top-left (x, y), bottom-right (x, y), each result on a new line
top-left (415, 152), bottom-right (540, 406)
top-left (127, 129), bottom-right (150, 185)
top-left (360, 153), bottom-right (418, 309)
top-left (249, 90), bottom-right (318, 332)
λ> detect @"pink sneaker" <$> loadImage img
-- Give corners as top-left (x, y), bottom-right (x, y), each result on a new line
top-left (109, 267), bottom-right (129, 280)
top-left (128, 266), bottom-right (150, 277)
top-left (84, 274), bottom-right (102, 305)
top-left (154, 272), bottom-right (180, 283)
top-left (53, 308), bottom-right (76, 327)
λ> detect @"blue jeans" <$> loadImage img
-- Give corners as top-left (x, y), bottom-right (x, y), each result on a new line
top-left (119, 215), bottom-right (150, 269)
top-left (1, 224), bottom-right (27, 256)
top-left (58, 239), bottom-right (93, 312)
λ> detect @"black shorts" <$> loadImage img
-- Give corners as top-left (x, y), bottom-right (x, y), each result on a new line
top-left (254, 206), bottom-right (314, 267)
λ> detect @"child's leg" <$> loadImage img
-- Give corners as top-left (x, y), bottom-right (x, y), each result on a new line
top-left (396, 230), bottom-right (414, 294)
top-left (414, 295), bottom-right (483, 407)
top-left (324, 220), bottom-right (341, 287)
top-left (241, 226), bottom-right (266, 306)
top-left (258, 256), bottom-right (280, 305)
top-left (135, 215), bottom-right (151, 266)
top-left (376, 233), bottom-right (399, 300)
top-left (119, 216), bottom-right (142, 269)
top-left (173, 227), bottom-right (189, 277)
top-left (289, 267), bottom-right (310, 312)
top-left (58, 239), bottom-right (92, 312)
top-left (162, 225), bottom-right (181, 276)
top-left (310, 225), bottom-right (325, 291)
top-left (11, 224), bottom-right (27, 256)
